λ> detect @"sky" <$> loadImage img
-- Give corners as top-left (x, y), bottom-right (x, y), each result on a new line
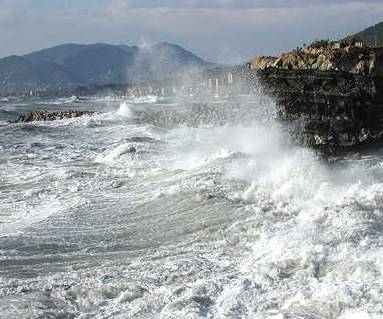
top-left (0, 0), bottom-right (382, 63)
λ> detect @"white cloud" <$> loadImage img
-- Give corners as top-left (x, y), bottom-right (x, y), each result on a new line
top-left (0, 0), bottom-right (382, 62)
top-left (106, 0), bottom-right (383, 9)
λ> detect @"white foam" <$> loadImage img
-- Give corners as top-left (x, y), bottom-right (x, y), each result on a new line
top-left (116, 102), bottom-right (133, 117)
top-left (3, 93), bottom-right (383, 318)
top-left (128, 95), bottom-right (159, 104)
top-left (0, 195), bottom-right (86, 237)
top-left (94, 143), bottom-right (135, 165)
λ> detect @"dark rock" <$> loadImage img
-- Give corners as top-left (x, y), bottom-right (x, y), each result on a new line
top-left (8, 110), bottom-right (95, 123)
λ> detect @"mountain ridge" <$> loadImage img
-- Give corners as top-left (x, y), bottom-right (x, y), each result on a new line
top-left (0, 42), bottom-right (214, 94)
top-left (353, 21), bottom-right (383, 47)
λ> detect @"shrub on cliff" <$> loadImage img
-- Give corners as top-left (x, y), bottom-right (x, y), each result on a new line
top-left (307, 39), bottom-right (331, 49)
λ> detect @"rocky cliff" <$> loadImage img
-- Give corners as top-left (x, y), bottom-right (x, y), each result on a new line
top-left (250, 44), bottom-right (383, 76)
top-left (248, 42), bottom-right (383, 154)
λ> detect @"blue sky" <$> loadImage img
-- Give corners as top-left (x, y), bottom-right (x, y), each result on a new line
top-left (0, 0), bottom-right (382, 63)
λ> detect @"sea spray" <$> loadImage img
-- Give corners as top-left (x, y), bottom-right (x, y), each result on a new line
top-left (116, 102), bottom-right (133, 117)
top-left (1, 94), bottom-right (383, 318)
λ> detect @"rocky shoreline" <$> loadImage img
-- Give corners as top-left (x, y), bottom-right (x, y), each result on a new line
top-left (247, 41), bottom-right (383, 154)
top-left (7, 41), bottom-right (383, 154)
top-left (8, 110), bottom-right (95, 124)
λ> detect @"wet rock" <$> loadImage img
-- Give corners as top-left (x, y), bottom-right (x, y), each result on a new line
top-left (8, 110), bottom-right (95, 123)
top-left (128, 147), bottom-right (137, 153)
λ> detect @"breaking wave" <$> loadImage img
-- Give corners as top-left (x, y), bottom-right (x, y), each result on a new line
top-left (1, 94), bottom-right (383, 318)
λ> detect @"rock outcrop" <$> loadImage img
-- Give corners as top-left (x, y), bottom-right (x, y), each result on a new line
top-left (250, 43), bottom-right (383, 76)
top-left (9, 110), bottom-right (95, 123)
top-left (248, 42), bottom-right (383, 154)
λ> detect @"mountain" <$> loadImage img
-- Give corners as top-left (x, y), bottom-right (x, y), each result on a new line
top-left (24, 43), bottom-right (137, 84)
top-left (0, 56), bottom-right (75, 93)
top-left (352, 21), bottom-right (383, 47)
top-left (124, 42), bottom-right (211, 83)
top-left (0, 42), bottom-right (213, 94)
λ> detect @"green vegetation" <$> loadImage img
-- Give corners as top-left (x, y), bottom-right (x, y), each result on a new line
top-left (292, 39), bottom-right (331, 54)
top-left (293, 39), bottom-right (335, 53)
top-left (289, 21), bottom-right (383, 56)
top-left (293, 46), bottom-right (304, 54)
top-left (307, 39), bottom-right (331, 49)
top-left (293, 34), bottom-right (366, 54)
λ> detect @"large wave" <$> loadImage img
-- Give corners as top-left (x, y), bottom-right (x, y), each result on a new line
top-left (1, 93), bottom-right (383, 318)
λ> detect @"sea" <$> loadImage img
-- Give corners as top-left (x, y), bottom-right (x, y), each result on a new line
top-left (1, 93), bottom-right (383, 319)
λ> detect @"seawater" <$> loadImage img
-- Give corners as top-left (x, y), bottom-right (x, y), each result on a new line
top-left (1, 95), bottom-right (383, 319)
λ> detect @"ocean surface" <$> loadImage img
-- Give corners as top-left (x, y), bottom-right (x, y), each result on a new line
top-left (1, 94), bottom-right (383, 319)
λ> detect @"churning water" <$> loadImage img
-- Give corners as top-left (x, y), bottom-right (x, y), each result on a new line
top-left (1, 94), bottom-right (383, 319)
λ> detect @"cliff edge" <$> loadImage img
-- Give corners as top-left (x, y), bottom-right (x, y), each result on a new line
top-left (247, 41), bottom-right (383, 154)
top-left (250, 41), bottom-right (383, 76)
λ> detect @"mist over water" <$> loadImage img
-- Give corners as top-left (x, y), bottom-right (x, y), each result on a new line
top-left (1, 92), bottom-right (383, 319)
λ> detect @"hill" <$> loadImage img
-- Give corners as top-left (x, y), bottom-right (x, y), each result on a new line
top-left (0, 56), bottom-right (75, 93)
top-left (0, 42), bottom-right (213, 94)
top-left (352, 21), bottom-right (383, 47)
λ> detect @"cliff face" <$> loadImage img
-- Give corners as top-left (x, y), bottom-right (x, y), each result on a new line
top-left (248, 44), bottom-right (383, 153)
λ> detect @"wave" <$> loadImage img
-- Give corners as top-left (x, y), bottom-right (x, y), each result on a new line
top-left (94, 143), bottom-right (137, 165)
top-left (116, 102), bottom-right (133, 117)
top-left (37, 96), bottom-right (83, 106)
top-left (127, 95), bottom-right (160, 104)
top-left (3, 93), bottom-right (383, 318)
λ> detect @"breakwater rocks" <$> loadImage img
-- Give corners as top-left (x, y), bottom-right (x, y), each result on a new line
top-left (9, 110), bottom-right (95, 123)
top-left (248, 42), bottom-right (383, 153)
